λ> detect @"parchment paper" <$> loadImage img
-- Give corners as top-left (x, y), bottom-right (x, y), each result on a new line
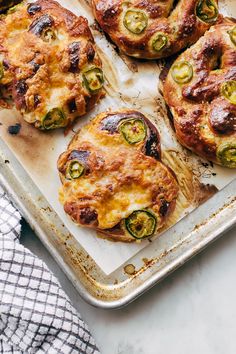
top-left (0, 0), bottom-right (235, 275)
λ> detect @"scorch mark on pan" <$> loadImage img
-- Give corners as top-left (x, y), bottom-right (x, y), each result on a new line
top-left (0, 109), bottom-right (57, 179)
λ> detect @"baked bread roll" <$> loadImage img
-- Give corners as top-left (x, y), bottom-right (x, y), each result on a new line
top-left (0, 0), bottom-right (104, 129)
top-left (92, 0), bottom-right (219, 59)
top-left (58, 110), bottom-right (179, 242)
top-left (163, 19), bottom-right (236, 168)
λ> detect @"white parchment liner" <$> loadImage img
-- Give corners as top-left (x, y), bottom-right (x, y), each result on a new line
top-left (0, 0), bottom-right (235, 274)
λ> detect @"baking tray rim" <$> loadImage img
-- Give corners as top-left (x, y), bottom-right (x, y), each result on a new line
top-left (1, 141), bottom-right (236, 309)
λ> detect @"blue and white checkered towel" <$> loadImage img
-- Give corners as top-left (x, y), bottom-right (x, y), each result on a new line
top-left (0, 185), bottom-right (100, 354)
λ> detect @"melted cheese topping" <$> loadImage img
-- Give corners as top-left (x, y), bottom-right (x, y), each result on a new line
top-left (163, 19), bottom-right (236, 164)
top-left (58, 110), bottom-right (179, 230)
top-left (0, 0), bottom-right (104, 128)
top-left (92, 0), bottom-right (218, 59)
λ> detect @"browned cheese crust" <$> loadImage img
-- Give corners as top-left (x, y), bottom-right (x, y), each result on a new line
top-left (0, 0), bottom-right (104, 129)
top-left (92, 0), bottom-right (219, 59)
top-left (163, 19), bottom-right (236, 168)
top-left (57, 110), bottom-right (179, 242)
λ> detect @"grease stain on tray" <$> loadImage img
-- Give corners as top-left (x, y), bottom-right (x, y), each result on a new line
top-left (0, 109), bottom-right (57, 179)
top-left (8, 123), bottom-right (21, 135)
top-left (124, 264), bottom-right (136, 276)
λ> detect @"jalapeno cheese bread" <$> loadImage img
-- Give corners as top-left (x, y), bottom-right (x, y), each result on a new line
top-left (163, 19), bottom-right (236, 168)
top-left (58, 110), bottom-right (179, 242)
top-left (92, 0), bottom-right (219, 59)
top-left (0, 0), bottom-right (104, 129)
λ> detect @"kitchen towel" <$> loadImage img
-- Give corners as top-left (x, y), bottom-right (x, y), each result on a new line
top-left (0, 185), bottom-right (100, 354)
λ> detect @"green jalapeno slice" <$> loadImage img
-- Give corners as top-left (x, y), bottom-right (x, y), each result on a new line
top-left (42, 28), bottom-right (57, 43)
top-left (125, 210), bottom-right (157, 239)
top-left (6, 2), bottom-right (23, 14)
top-left (217, 143), bottom-right (236, 168)
top-left (119, 119), bottom-right (147, 144)
top-left (221, 81), bottom-right (236, 105)
top-left (196, 0), bottom-right (218, 23)
top-left (42, 108), bottom-right (66, 130)
top-left (152, 33), bottom-right (168, 52)
top-left (123, 9), bottom-right (148, 34)
top-left (229, 26), bottom-right (236, 46)
top-left (171, 61), bottom-right (193, 84)
top-left (66, 160), bottom-right (84, 180)
top-left (83, 67), bottom-right (104, 94)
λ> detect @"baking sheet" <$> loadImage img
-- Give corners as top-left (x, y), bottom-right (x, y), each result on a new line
top-left (0, 0), bottom-right (235, 275)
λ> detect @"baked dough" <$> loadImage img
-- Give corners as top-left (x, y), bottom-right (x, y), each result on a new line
top-left (0, 0), bottom-right (104, 129)
top-left (92, 0), bottom-right (219, 59)
top-left (58, 110), bottom-right (179, 242)
top-left (163, 19), bottom-right (236, 168)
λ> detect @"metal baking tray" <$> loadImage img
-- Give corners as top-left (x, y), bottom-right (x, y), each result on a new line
top-left (1, 142), bottom-right (236, 308)
top-left (0, 0), bottom-right (235, 308)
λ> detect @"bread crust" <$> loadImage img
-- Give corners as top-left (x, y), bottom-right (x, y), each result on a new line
top-left (0, 0), bottom-right (104, 129)
top-left (163, 19), bottom-right (236, 167)
top-left (58, 110), bottom-right (179, 242)
top-left (92, 0), bottom-right (219, 59)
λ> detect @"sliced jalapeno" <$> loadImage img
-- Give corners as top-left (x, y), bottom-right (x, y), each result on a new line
top-left (123, 9), bottom-right (148, 34)
top-left (42, 108), bottom-right (66, 130)
top-left (66, 160), bottom-right (84, 180)
top-left (217, 143), bottom-right (236, 168)
top-left (229, 26), bottom-right (236, 46)
top-left (221, 81), bottom-right (236, 105)
top-left (83, 67), bottom-right (104, 94)
top-left (119, 118), bottom-right (146, 144)
top-left (171, 61), bottom-right (193, 84)
top-left (125, 210), bottom-right (157, 239)
top-left (196, 0), bottom-right (218, 23)
top-left (6, 1), bottom-right (22, 14)
top-left (152, 33), bottom-right (168, 52)
top-left (42, 28), bottom-right (57, 43)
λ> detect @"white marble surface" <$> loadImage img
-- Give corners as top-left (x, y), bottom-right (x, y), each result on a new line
top-left (21, 220), bottom-right (236, 354)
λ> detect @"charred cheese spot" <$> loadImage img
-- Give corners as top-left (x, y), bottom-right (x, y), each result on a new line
top-left (27, 4), bottom-right (42, 16)
top-left (58, 110), bottom-right (179, 242)
top-left (29, 14), bottom-right (55, 38)
top-left (163, 20), bottom-right (236, 167)
top-left (209, 99), bottom-right (236, 134)
top-left (0, 0), bottom-right (104, 129)
top-left (92, 0), bottom-right (219, 59)
top-left (68, 42), bottom-right (80, 73)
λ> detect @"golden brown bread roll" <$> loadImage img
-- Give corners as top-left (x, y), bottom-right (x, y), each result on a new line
top-left (58, 110), bottom-right (179, 242)
top-left (0, 0), bottom-right (104, 129)
top-left (92, 0), bottom-right (219, 59)
top-left (163, 19), bottom-right (236, 168)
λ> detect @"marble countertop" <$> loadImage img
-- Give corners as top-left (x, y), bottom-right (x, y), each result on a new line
top-left (22, 221), bottom-right (236, 354)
